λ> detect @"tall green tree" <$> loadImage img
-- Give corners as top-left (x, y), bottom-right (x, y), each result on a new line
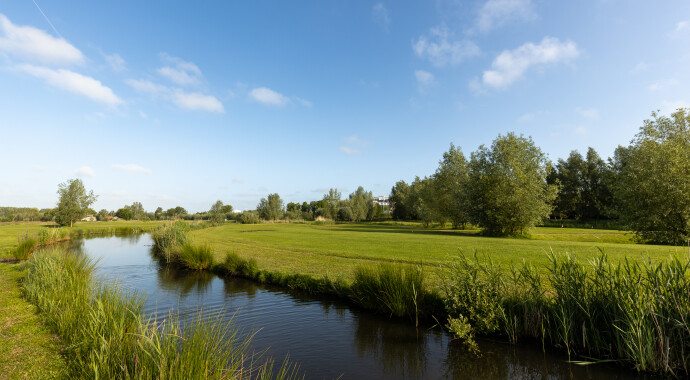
top-left (347, 186), bottom-right (375, 222)
top-left (257, 193), bottom-right (284, 221)
top-left (433, 143), bottom-right (469, 228)
top-left (615, 109), bottom-right (690, 244)
top-left (130, 202), bottom-right (145, 220)
top-left (208, 200), bottom-right (225, 224)
top-left (466, 133), bottom-right (557, 234)
top-left (322, 188), bottom-right (341, 220)
top-left (55, 179), bottom-right (98, 227)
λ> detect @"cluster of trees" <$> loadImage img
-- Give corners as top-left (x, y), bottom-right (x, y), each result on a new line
top-left (390, 109), bottom-right (690, 244)
top-left (0, 207), bottom-right (56, 222)
top-left (251, 187), bottom-right (388, 223)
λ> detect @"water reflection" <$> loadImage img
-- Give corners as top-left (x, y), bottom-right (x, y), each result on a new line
top-left (71, 233), bottom-right (648, 380)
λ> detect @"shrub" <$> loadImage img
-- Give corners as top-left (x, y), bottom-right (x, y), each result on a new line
top-left (178, 243), bottom-right (214, 270)
top-left (221, 251), bottom-right (258, 276)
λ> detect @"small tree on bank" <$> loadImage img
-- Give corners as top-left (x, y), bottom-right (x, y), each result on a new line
top-left (55, 179), bottom-right (98, 227)
top-left (466, 133), bottom-right (557, 235)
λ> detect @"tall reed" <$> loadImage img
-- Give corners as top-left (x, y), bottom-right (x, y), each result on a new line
top-left (21, 248), bottom-right (302, 379)
top-left (152, 221), bottom-right (189, 262)
top-left (441, 251), bottom-right (690, 375)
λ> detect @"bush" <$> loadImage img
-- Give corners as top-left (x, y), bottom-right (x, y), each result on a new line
top-left (221, 251), bottom-right (258, 276)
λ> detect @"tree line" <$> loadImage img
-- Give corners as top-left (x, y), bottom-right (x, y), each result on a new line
top-left (389, 109), bottom-right (690, 244)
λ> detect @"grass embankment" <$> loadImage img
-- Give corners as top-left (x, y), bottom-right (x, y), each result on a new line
top-left (187, 223), bottom-right (684, 283)
top-left (0, 221), bottom-right (167, 259)
top-left (0, 220), bottom-right (166, 378)
top-left (20, 248), bottom-right (302, 379)
top-left (163, 222), bottom-right (690, 374)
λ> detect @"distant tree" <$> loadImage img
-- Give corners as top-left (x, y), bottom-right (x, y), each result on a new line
top-left (154, 207), bottom-right (164, 220)
top-left (286, 202), bottom-right (301, 213)
top-left (165, 206), bottom-right (187, 219)
top-left (347, 186), bottom-right (375, 222)
top-left (97, 209), bottom-right (109, 221)
top-left (257, 193), bottom-right (284, 221)
top-left (115, 207), bottom-right (133, 220)
top-left (412, 177), bottom-right (440, 227)
top-left (54, 179), bottom-right (98, 227)
top-left (208, 200), bottom-right (225, 224)
top-left (390, 181), bottom-right (412, 220)
top-left (129, 202), bottom-right (145, 220)
top-left (466, 133), bottom-right (557, 235)
top-left (433, 143), bottom-right (470, 228)
top-left (322, 188), bottom-right (341, 220)
top-left (615, 109), bottom-right (690, 244)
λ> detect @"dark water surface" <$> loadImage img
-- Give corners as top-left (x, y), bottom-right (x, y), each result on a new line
top-left (71, 234), bottom-right (651, 380)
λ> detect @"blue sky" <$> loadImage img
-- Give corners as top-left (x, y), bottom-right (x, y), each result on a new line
top-left (1, 0), bottom-right (689, 212)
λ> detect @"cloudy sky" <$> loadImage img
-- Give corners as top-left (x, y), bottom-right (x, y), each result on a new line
top-left (1, 1), bottom-right (688, 212)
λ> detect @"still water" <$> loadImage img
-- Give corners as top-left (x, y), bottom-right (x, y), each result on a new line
top-left (70, 234), bottom-right (650, 380)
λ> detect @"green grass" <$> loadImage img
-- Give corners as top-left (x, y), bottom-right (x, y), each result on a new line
top-left (21, 248), bottom-right (302, 379)
top-left (178, 243), bottom-right (214, 270)
top-left (0, 263), bottom-right (66, 379)
top-left (189, 223), bottom-right (687, 284)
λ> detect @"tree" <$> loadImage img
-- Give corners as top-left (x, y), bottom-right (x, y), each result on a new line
top-left (257, 193), bottom-right (284, 221)
top-left (55, 179), bottom-right (98, 227)
top-left (615, 109), bottom-right (690, 244)
top-left (154, 207), bottom-right (164, 220)
top-left (130, 202), bottom-right (145, 220)
top-left (97, 209), bottom-right (109, 221)
top-left (322, 188), bottom-right (341, 220)
top-left (389, 181), bottom-right (412, 220)
top-left (208, 200), bottom-right (225, 225)
top-left (115, 207), bottom-right (133, 220)
top-left (347, 186), bottom-right (375, 222)
top-left (433, 143), bottom-right (470, 228)
top-left (466, 133), bottom-right (557, 234)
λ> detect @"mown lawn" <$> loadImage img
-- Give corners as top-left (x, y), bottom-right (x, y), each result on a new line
top-left (190, 222), bottom-right (686, 282)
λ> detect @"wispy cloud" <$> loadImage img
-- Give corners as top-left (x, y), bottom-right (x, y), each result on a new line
top-left (413, 26), bottom-right (480, 67)
top-left (340, 135), bottom-right (370, 156)
top-left (659, 100), bottom-right (690, 116)
top-left (474, 0), bottom-right (535, 33)
top-left (472, 37), bottom-right (579, 91)
top-left (372, 3), bottom-right (391, 32)
top-left (157, 53), bottom-right (202, 86)
top-left (126, 78), bottom-right (224, 113)
top-left (112, 164), bottom-right (152, 174)
top-left (105, 53), bottom-right (126, 72)
top-left (414, 70), bottom-right (435, 92)
top-left (0, 14), bottom-right (84, 65)
top-left (576, 107), bottom-right (599, 120)
top-left (668, 20), bottom-right (689, 38)
top-left (75, 166), bottom-right (95, 178)
top-left (232, 178), bottom-right (244, 184)
top-left (249, 87), bottom-right (290, 106)
top-left (647, 79), bottom-right (678, 92)
top-left (18, 64), bottom-right (123, 105)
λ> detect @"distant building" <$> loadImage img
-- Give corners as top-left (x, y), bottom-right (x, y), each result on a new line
top-left (81, 214), bottom-right (96, 222)
top-left (373, 196), bottom-right (390, 208)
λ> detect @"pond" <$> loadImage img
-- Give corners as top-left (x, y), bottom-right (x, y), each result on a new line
top-left (69, 234), bottom-right (651, 380)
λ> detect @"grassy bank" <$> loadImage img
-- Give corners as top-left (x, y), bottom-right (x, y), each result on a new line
top-left (21, 248), bottom-right (302, 379)
top-left (156, 222), bottom-right (690, 374)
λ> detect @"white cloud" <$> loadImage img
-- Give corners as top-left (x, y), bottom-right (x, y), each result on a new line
top-left (339, 146), bottom-right (362, 156)
top-left (669, 20), bottom-right (689, 38)
top-left (0, 14), bottom-right (84, 65)
top-left (574, 125), bottom-right (589, 136)
top-left (577, 107), bottom-right (599, 120)
top-left (413, 26), bottom-right (480, 67)
top-left (414, 70), bottom-right (435, 92)
top-left (75, 166), bottom-right (95, 178)
top-left (293, 96), bottom-right (312, 107)
top-left (342, 135), bottom-right (370, 147)
top-left (18, 64), bottom-right (123, 105)
top-left (232, 178), bottom-right (244, 184)
top-left (157, 66), bottom-right (200, 86)
top-left (647, 79), bottom-right (678, 92)
top-left (126, 79), bottom-right (224, 113)
top-left (249, 87), bottom-right (290, 106)
top-left (112, 164), bottom-right (152, 174)
top-left (518, 112), bottom-right (535, 123)
top-left (372, 3), bottom-right (391, 31)
top-left (105, 53), bottom-right (125, 72)
top-left (630, 62), bottom-right (650, 74)
top-left (171, 90), bottom-right (224, 112)
top-left (475, 0), bottom-right (535, 33)
top-left (157, 53), bottom-right (202, 86)
top-left (475, 37), bottom-right (579, 90)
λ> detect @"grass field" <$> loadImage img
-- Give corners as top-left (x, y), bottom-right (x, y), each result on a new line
top-left (189, 222), bottom-right (688, 283)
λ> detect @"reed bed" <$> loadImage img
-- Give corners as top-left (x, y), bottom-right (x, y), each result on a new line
top-left (21, 248), bottom-right (302, 379)
top-left (441, 251), bottom-right (690, 375)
